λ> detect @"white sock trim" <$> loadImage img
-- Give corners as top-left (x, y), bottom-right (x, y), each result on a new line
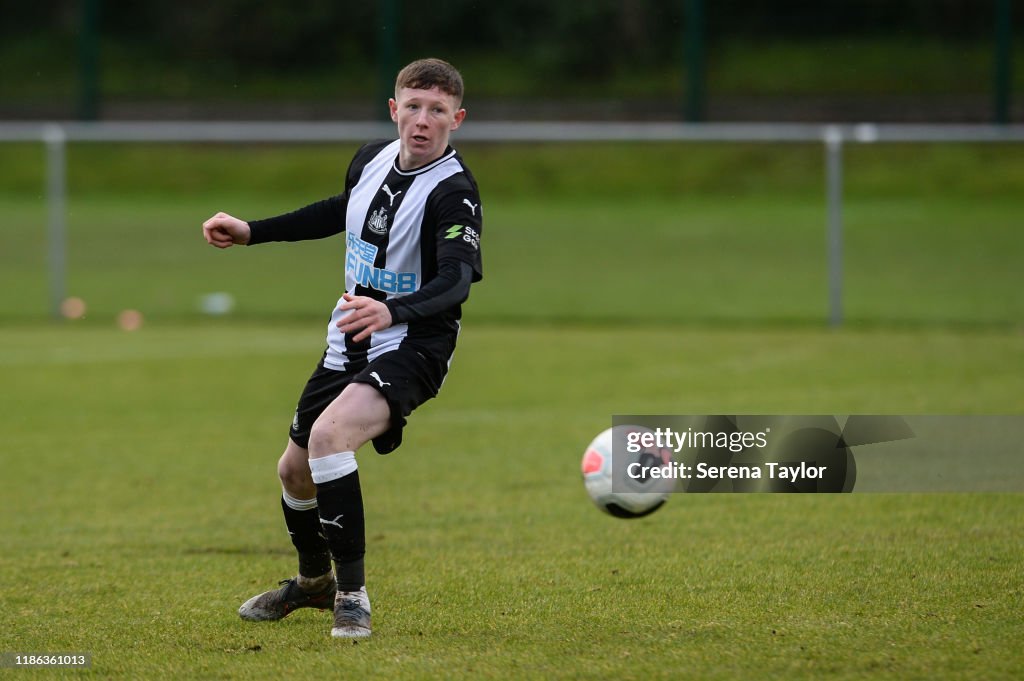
top-left (282, 489), bottom-right (318, 512)
top-left (309, 451), bottom-right (358, 485)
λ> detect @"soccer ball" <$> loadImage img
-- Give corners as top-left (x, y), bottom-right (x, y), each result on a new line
top-left (580, 426), bottom-right (673, 518)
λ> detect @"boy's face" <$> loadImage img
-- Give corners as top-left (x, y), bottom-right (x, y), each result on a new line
top-left (389, 86), bottom-right (465, 170)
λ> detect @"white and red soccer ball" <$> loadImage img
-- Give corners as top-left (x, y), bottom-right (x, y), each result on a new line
top-left (581, 426), bottom-right (673, 518)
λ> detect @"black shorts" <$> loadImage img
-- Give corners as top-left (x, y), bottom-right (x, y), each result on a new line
top-left (289, 344), bottom-right (450, 454)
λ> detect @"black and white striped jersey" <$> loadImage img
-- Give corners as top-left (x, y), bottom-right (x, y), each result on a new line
top-left (247, 139), bottom-right (483, 372)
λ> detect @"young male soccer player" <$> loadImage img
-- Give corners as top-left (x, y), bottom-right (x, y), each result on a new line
top-left (201, 58), bottom-right (483, 639)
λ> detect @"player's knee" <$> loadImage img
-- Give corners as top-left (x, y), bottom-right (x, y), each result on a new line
top-left (307, 419), bottom-right (345, 459)
top-left (307, 384), bottom-right (391, 457)
top-left (277, 451), bottom-right (313, 491)
top-left (307, 413), bottom-right (381, 458)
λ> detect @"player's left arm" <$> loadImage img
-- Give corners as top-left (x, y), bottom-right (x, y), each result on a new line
top-left (429, 182), bottom-right (483, 284)
top-left (386, 182), bottom-right (483, 320)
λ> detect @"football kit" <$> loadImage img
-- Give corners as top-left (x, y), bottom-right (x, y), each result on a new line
top-left (247, 139), bottom-right (483, 452)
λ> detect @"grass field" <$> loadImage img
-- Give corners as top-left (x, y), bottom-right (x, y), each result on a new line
top-left (1, 323), bottom-right (1022, 679)
top-left (1, 143), bottom-right (1022, 678)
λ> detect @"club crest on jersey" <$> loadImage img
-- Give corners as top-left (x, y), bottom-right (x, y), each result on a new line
top-left (367, 206), bottom-right (389, 235)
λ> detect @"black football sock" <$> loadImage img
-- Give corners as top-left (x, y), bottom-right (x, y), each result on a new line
top-left (315, 471), bottom-right (366, 592)
top-left (280, 492), bottom-right (333, 583)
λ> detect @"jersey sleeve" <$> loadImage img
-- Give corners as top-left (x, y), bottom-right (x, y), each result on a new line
top-left (247, 195), bottom-right (346, 244)
top-left (246, 140), bottom-right (393, 245)
top-left (431, 178), bottom-right (483, 282)
top-left (385, 259), bottom-right (473, 324)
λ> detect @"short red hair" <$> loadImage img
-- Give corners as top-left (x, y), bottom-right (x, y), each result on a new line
top-left (395, 58), bottom-right (464, 105)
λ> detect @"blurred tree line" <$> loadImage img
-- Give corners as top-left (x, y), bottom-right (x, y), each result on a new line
top-left (3, 0), bottom-right (1008, 74)
top-left (1, 0), bottom-right (1019, 120)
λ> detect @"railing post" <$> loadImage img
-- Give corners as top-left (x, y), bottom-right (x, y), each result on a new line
top-left (824, 125), bottom-right (844, 327)
top-left (43, 124), bottom-right (67, 321)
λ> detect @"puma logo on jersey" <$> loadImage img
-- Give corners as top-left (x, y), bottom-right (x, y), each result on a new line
top-left (382, 184), bottom-right (403, 206)
top-left (462, 198), bottom-right (478, 215)
top-left (369, 371), bottom-right (391, 388)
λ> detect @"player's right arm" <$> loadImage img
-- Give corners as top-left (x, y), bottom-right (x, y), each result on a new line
top-left (202, 141), bottom-right (384, 250)
top-left (202, 195), bottom-right (347, 249)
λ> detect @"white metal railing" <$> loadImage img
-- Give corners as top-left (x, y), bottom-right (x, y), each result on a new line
top-left (3, 121), bottom-right (1024, 324)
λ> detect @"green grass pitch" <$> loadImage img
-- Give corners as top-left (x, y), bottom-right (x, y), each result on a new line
top-left (0, 143), bottom-right (1022, 678)
top-left (0, 323), bottom-right (1021, 679)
